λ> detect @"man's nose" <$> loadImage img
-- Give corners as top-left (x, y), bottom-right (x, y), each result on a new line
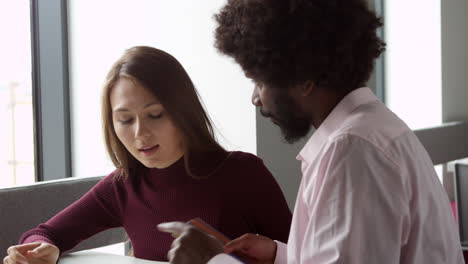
top-left (251, 85), bottom-right (261, 107)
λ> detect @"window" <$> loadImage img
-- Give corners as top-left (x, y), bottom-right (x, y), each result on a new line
top-left (384, 0), bottom-right (443, 180)
top-left (384, 0), bottom-right (442, 130)
top-left (68, 0), bottom-right (256, 178)
top-left (0, 2), bottom-right (35, 188)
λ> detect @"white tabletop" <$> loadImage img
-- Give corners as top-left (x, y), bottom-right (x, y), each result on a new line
top-left (58, 251), bottom-right (168, 264)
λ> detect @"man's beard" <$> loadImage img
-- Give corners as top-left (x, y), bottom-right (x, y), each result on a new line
top-left (260, 94), bottom-right (311, 144)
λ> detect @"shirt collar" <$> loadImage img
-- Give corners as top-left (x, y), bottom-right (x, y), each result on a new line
top-left (297, 87), bottom-right (379, 162)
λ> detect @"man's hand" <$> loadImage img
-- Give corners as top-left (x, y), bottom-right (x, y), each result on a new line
top-left (225, 234), bottom-right (277, 264)
top-left (158, 222), bottom-right (224, 264)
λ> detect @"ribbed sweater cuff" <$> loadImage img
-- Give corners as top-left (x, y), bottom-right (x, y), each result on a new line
top-left (22, 234), bottom-right (54, 245)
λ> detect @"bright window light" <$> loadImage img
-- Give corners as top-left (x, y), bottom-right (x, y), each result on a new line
top-left (0, 2), bottom-right (35, 188)
top-left (385, 0), bottom-right (443, 181)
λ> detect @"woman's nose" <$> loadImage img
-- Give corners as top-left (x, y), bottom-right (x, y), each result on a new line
top-left (135, 119), bottom-right (151, 139)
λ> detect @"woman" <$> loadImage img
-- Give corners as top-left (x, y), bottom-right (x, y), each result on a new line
top-left (3, 46), bottom-right (291, 263)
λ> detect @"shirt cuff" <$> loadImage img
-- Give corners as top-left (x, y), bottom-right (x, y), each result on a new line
top-left (274, 240), bottom-right (287, 264)
top-left (208, 253), bottom-right (243, 264)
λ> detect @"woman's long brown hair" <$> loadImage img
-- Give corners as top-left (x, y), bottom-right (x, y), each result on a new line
top-left (102, 46), bottom-right (226, 179)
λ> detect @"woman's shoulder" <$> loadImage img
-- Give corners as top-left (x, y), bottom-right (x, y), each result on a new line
top-left (227, 151), bottom-right (264, 165)
top-left (222, 151), bottom-right (282, 194)
top-left (89, 169), bottom-right (133, 206)
top-left (223, 151), bottom-right (271, 177)
top-left (92, 169), bottom-right (129, 192)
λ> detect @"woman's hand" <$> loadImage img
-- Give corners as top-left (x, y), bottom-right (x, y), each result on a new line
top-left (3, 242), bottom-right (60, 264)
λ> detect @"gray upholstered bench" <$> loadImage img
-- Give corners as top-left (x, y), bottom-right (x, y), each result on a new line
top-left (0, 176), bottom-right (126, 255)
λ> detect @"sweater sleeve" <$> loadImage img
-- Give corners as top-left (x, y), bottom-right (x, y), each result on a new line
top-left (19, 173), bottom-right (124, 253)
top-left (243, 155), bottom-right (292, 243)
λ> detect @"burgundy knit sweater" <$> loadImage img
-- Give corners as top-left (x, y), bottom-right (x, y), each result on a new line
top-left (20, 151), bottom-right (292, 261)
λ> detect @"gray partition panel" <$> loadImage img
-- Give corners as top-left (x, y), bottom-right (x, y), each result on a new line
top-left (454, 163), bottom-right (468, 245)
top-left (414, 121), bottom-right (468, 165)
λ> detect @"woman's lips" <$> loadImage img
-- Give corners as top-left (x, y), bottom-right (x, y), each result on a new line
top-left (139, 145), bottom-right (159, 156)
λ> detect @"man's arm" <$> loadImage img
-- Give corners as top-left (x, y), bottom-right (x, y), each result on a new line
top-left (298, 135), bottom-right (408, 263)
top-left (209, 239), bottom-right (288, 264)
top-left (158, 222), bottom-right (225, 264)
top-left (159, 222), bottom-right (283, 264)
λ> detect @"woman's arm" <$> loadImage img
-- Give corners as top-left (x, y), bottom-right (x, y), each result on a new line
top-left (19, 173), bottom-right (124, 253)
top-left (243, 155), bottom-right (292, 243)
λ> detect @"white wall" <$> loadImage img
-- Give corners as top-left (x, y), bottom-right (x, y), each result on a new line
top-left (68, 0), bottom-right (256, 178)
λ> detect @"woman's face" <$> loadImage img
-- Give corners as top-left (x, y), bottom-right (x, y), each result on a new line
top-left (110, 77), bottom-right (184, 168)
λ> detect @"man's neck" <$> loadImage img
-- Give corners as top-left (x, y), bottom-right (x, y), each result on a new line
top-left (307, 89), bottom-right (348, 129)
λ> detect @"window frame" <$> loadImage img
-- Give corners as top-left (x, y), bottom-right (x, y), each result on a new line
top-left (374, 0), bottom-right (385, 102)
top-left (30, 0), bottom-right (72, 181)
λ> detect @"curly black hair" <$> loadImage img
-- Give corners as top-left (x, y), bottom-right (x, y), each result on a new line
top-left (214, 0), bottom-right (385, 93)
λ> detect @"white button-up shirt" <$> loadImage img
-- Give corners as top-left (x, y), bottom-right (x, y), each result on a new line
top-left (209, 87), bottom-right (464, 264)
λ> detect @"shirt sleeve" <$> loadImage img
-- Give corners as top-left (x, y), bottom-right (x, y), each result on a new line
top-left (274, 240), bottom-right (288, 264)
top-left (299, 135), bottom-right (409, 263)
top-left (19, 173), bottom-right (124, 253)
top-left (244, 155), bottom-right (292, 243)
top-left (208, 254), bottom-right (244, 264)
top-left (208, 241), bottom-right (287, 264)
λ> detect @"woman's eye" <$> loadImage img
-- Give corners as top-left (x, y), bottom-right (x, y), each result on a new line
top-left (118, 118), bottom-right (133, 124)
top-left (149, 113), bottom-right (163, 119)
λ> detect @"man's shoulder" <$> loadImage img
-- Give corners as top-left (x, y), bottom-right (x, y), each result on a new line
top-left (332, 103), bottom-right (411, 151)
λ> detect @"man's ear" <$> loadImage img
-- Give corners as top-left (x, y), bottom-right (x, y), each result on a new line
top-left (299, 80), bottom-right (315, 96)
top-left (289, 80), bottom-right (315, 99)
top-left (303, 81), bottom-right (315, 96)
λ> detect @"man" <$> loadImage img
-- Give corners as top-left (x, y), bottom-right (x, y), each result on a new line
top-left (158, 0), bottom-right (465, 263)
